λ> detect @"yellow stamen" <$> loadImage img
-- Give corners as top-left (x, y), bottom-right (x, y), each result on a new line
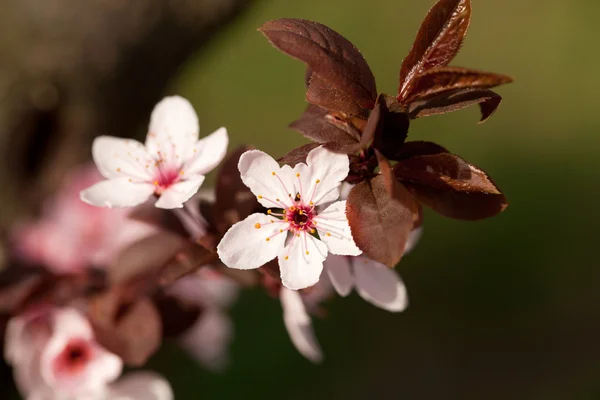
top-left (326, 232), bottom-right (331, 236)
top-left (257, 195), bottom-right (263, 199)
top-left (316, 179), bottom-right (320, 184)
top-left (272, 171), bottom-right (276, 176)
top-left (285, 256), bottom-right (289, 260)
top-left (306, 251), bottom-right (310, 255)
top-left (266, 238), bottom-right (270, 242)
top-left (116, 168), bottom-right (121, 172)
top-left (296, 173), bottom-right (300, 177)
top-left (255, 223), bottom-right (261, 229)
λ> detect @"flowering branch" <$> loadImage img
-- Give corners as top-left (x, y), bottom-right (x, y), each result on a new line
top-left (0, 1), bottom-right (513, 397)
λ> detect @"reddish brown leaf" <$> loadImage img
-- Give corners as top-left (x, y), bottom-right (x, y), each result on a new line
top-left (398, 0), bottom-right (472, 99)
top-left (90, 294), bottom-right (162, 366)
top-left (371, 95), bottom-right (410, 161)
top-left (278, 143), bottom-right (321, 166)
top-left (108, 232), bottom-right (185, 285)
top-left (156, 245), bottom-right (216, 288)
top-left (409, 88), bottom-right (503, 122)
top-left (394, 153), bottom-right (507, 220)
top-left (360, 94), bottom-right (384, 148)
top-left (289, 105), bottom-right (362, 154)
top-left (374, 150), bottom-right (394, 195)
top-left (0, 268), bottom-right (44, 312)
top-left (304, 67), bottom-right (313, 87)
top-left (153, 294), bottom-right (201, 338)
top-left (215, 146), bottom-right (262, 233)
top-left (346, 176), bottom-right (418, 266)
top-left (402, 67), bottom-right (513, 104)
top-left (306, 74), bottom-right (366, 116)
top-left (260, 18), bottom-right (377, 109)
top-left (394, 141), bottom-right (449, 160)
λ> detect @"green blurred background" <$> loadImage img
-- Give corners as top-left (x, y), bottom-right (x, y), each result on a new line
top-left (6, 0), bottom-right (600, 398)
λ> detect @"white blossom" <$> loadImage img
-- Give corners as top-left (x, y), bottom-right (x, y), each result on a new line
top-left (81, 96), bottom-right (228, 209)
top-left (325, 227), bottom-right (421, 312)
top-left (217, 146), bottom-right (361, 290)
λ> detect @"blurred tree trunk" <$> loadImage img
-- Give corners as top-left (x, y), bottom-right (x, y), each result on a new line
top-left (0, 0), bottom-right (254, 227)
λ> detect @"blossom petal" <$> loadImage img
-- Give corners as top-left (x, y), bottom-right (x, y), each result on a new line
top-left (298, 146), bottom-right (349, 206)
top-left (52, 308), bottom-right (94, 339)
top-left (178, 308), bottom-right (233, 371)
top-left (217, 213), bottom-right (287, 270)
top-left (280, 287), bottom-right (323, 363)
top-left (169, 271), bottom-right (239, 309)
top-left (315, 201), bottom-right (361, 256)
top-left (80, 178), bottom-right (155, 208)
top-left (278, 233), bottom-right (327, 290)
top-left (353, 257), bottom-right (408, 312)
top-left (146, 96), bottom-right (200, 165)
top-left (92, 136), bottom-right (153, 181)
top-left (324, 255), bottom-right (354, 297)
top-left (238, 150), bottom-right (295, 208)
top-left (109, 372), bottom-right (174, 400)
top-left (154, 176), bottom-right (205, 209)
top-left (183, 127), bottom-right (229, 175)
top-left (405, 226), bottom-right (423, 255)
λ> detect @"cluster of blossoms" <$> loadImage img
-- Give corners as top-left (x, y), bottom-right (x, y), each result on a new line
top-left (0, 0), bottom-right (512, 398)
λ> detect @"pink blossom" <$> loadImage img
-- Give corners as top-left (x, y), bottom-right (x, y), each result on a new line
top-left (4, 307), bottom-right (173, 400)
top-left (167, 267), bottom-right (239, 371)
top-left (11, 165), bottom-right (157, 275)
top-left (80, 96), bottom-right (228, 209)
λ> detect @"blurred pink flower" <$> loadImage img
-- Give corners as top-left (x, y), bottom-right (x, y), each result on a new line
top-left (167, 267), bottom-right (239, 371)
top-left (4, 307), bottom-right (173, 400)
top-left (12, 165), bottom-right (157, 275)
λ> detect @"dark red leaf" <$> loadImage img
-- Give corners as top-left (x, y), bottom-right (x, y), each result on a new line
top-left (409, 88), bottom-right (503, 122)
top-left (156, 245), bottom-right (216, 288)
top-left (91, 294), bottom-right (162, 366)
top-left (398, 0), bottom-right (472, 99)
top-left (374, 150), bottom-right (394, 194)
top-left (260, 18), bottom-right (377, 110)
top-left (0, 267), bottom-right (44, 312)
top-left (306, 74), bottom-right (366, 116)
top-left (153, 294), bottom-right (201, 338)
top-left (289, 105), bottom-right (362, 154)
top-left (278, 143), bottom-right (321, 166)
top-left (394, 141), bottom-right (450, 160)
top-left (346, 176), bottom-right (418, 266)
top-left (394, 153), bottom-right (507, 220)
top-left (215, 146), bottom-right (262, 233)
top-left (108, 232), bottom-right (185, 285)
top-left (371, 95), bottom-right (410, 161)
top-left (401, 66), bottom-right (513, 104)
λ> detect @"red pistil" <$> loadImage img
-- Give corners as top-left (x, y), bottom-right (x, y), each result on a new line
top-left (153, 167), bottom-right (182, 194)
top-left (53, 338), bottom-right (92, 376)
top-left (285, 203), bottom-right (315, 232)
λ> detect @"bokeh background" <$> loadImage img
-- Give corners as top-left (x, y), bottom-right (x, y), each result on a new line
top-left (2, 0), bottom-right (600, 399)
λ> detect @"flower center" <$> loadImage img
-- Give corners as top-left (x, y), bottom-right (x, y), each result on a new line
top-left (53, 338), bottom-right (92, 376)
top-left (153, 166), bottom-right (182, 194)
top-left (285, 203), bottom-right (315, 232)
